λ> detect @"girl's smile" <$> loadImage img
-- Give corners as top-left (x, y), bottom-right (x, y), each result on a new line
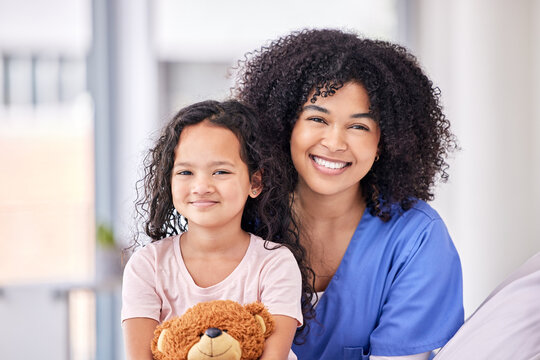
top-left (171, 121), bottom-right (260, 231)
top-left (189, 199), bottom-right (219, 208)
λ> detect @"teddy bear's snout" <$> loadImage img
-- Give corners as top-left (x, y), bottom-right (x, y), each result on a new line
top-left (187, 326), bottom-right (242, 360)
top-left (205, 327), bottom-right (222, 338)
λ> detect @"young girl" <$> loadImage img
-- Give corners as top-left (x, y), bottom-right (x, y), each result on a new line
top-left (121, 100), bottom-right (312, 360)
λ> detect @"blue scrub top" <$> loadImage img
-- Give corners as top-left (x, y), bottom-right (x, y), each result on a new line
top-left (292, 200), bottom-right (464, 360)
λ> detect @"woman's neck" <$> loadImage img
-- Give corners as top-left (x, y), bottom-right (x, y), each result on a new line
top-left (294, 182), bottom-right (366, 227)
top-left (294, 181), bottom-right (367, 292)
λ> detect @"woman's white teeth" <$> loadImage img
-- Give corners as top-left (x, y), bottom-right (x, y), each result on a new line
top-left (313, 156), bottom-right (348, 169)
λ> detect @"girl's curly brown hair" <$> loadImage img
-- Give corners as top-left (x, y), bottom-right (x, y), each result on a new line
top-left (135, 99), bottom-right (315, 332)
top-left (234, 28), bottom-right (457, 221)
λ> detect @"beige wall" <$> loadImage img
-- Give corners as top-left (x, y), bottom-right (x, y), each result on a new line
top-left (0, 106), bottom-right (94, 284)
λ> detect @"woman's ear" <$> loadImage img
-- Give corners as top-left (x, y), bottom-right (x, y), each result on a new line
top-left (249, 170), bottom-right (263, 198)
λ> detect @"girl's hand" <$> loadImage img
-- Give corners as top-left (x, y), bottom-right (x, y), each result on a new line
top-left (260, 315), bottom-right (298, 360)
top-left (122, 317), bottom-right (159, 360)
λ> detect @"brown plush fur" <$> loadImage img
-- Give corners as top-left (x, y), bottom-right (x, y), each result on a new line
top-left (151, 300), bottom-right (275, 360)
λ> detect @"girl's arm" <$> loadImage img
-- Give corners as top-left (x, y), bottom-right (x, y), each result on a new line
top-left (260, 315), bottom-right (298, 360)
top-left (122, 317), bottom-right (159, 360)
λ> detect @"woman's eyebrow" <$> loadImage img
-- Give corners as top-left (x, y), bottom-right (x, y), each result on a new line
top-left (302, 104), bottom-right (329, 113)
top-left (303, 104), bottom-right (372, 119)
top-left (351, 113), bottom-right (373, 119)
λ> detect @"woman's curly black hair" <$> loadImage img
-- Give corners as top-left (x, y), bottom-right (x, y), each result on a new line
top-left (234, 28), bottom-right (458, 221)
top-left (135, 99), bottom-right (315, 332)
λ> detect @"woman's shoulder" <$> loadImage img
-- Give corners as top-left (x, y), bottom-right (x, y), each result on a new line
top-left (360, 200), bottom-right (452, 254)
top-left (408, 199), bottom-right (443, 219)
top-left (383, 199), bottom-right (444, 225)
top-left (385, 200), bottom-right (455, 257)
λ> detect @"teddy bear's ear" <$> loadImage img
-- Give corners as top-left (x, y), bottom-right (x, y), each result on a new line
top-left (254, 314), bottom-right (267, 333)
top-left (244, 302), bottom-right (275, 338)
top-left (156, 328), bottom-right (169, 353)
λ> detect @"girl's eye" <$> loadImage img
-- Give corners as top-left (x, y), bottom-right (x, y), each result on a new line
top-left (213, 170), bottom-right (231, 175)
top-left (177, 170), bottom-right (192, 175)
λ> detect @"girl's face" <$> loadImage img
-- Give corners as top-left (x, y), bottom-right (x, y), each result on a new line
top-left (290, 82), bottom-right (380, 198)
top-left (171, 121), bottom-right (261, 231)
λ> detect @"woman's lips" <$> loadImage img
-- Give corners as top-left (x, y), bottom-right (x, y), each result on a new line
top-left (310, 155), bottom-right (351, 174)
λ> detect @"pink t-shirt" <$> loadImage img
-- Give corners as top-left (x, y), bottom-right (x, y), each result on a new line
top-left (121, 233), bottom-right (303, 326)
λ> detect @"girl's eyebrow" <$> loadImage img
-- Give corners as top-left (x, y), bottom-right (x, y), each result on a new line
top-left (302, 104), bottom-right (373, 119)
top-left (210, 161), bottom-right (236, 167)
top-left (173, 160), bottom-right (236, 168)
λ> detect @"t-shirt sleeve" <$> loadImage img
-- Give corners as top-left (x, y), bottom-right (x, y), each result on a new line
top-left (121, 247), bottom-right (162, 322)
top-left (258, 247), bottom-right (303, 326)
top-left (369, 219), bottom-right (464, 356)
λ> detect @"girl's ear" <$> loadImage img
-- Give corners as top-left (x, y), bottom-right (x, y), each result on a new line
top-left (249, 170), bottom-right (263, 198)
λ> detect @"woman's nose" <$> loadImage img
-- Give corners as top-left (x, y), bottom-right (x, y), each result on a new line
top-left (321, 127), bottom-right (347, 152)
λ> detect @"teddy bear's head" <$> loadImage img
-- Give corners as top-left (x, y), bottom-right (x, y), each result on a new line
top-left (151, 300), bottom-right (274, 360)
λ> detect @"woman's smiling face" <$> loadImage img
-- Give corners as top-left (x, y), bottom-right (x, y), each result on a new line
top-left (290, 82), bottom-right (381, 198)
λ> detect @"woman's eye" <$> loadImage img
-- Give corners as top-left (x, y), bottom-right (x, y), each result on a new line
top-left (308, 116), bottom-right (326, 124)
top-left (177, 170), bottom-right (192, 175)
top-left (350, 124), bottom-right (369, 131)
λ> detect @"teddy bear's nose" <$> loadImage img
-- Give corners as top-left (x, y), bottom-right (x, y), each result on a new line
top-left (205, 327), bottom-right (222, 338)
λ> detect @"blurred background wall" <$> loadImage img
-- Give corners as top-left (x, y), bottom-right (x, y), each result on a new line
top-left (0, 0), bottom-right (538, 358)
top-left (409, 0), bottom-right (540, 316)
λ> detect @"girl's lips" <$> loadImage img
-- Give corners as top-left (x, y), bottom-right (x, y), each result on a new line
top-left (190, 200), bottom-right (219, 208)
top-left (309, 155), bottom-right (351, 175)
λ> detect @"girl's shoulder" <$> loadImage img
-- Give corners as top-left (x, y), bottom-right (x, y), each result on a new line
top-left (127, 235), bottom-right (178, 264)
top-left (248, 234), bottom-right (297, 261)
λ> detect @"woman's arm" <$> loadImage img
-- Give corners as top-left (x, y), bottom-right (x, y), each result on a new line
top-left (371, 352), bottom-right (431, 360)
top-left (122, 317), bottom-right (159, 360)
top-left (260, 315), bottom-right (298, 360)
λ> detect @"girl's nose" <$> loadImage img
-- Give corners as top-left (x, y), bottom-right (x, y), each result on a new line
top-left (321, 128), bottom-right (347, 152)
top-left (192, 175), bottom-right (214, 194)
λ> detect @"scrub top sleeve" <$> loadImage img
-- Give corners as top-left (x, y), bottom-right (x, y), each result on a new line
top-left (121, 249), bottom-right (162, 322)
top-left (369, 219), bottom-right (464, 356)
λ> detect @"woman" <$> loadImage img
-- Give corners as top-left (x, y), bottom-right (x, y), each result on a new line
top-left (235, 29), bottom-right (464, 360)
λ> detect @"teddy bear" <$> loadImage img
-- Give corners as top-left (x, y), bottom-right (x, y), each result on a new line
top-left (151, 300), bottom-right (275, 360)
